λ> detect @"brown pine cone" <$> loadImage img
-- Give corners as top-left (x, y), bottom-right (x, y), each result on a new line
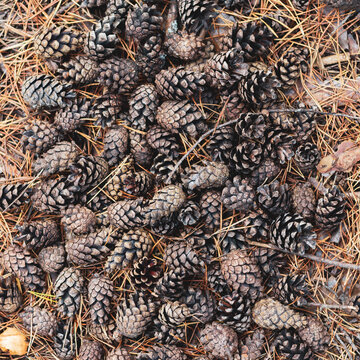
top-left (120, 171), bottom-right (154, 197)
top-left (98, 58), bottom-right (139, 94)
top-left (199, 190), bottom-right (222, 231)
top-left (54, 320), bottom-right (77, 360)
top-left (88, 318), bottom-right (117, 343)
top-left (158, 301), bottom-right (191, 327)
top-left (57, 55), bottom-right (99, 85)
top-left (199, 322), bottom-right (238, 360)
top-left (130, 256), bottom-right (162, 289)
top-left (31, 176), bottom-right (79, 213)
top-left (81, 0), bottom-right (107, 7)
top-left (54, 98), bottom-right (91, 133)
top-left (34, 25), bottom-right (83, 59)
top-left (152, 318), bottom-right (189, 345)
top-left (15, 219), bottom-right (60, 251)
top-left (22, 75), bottom-right (75, 110)
top-left (32, 141), bottom-right (78, 177)
top-left (38, 245), bottom-right (66, 273)
top-left (138, 345), bottom-right (187, 360)
top-left (221, 86), bottom-right (248, 121)
top-left (0, 182), bottom-right (30, 212)
top-left (21, 120), bottom-right (63, 154)
top-left (179, 201), bottom-right (201, 226)
top-left (182, 162), bottom-right (229, 192)
top-left (298, 316), bottom-right (330, 352)
top-left (84, 15), bottom-right (120, 59)
top-left (105, 229), bottom-right (152, 273)
top-left (54, 267), bottom-right (84, 318)
top-left (0, 275), bottom-right (22, 313)
top-left (240, 209), bottom-right (270, 241)
top-left (106, 347), bottom-right (133, 360)
top-left (2, 244), bottom-right (45, 292)
top-left (155, 66), bottom-right (206, 100)
top-left (92, 94), bottom-right (123, 129)
top-left (156, 99), bottom-right (207, 138)
top-left (207, 264), bottom-right (230, 296)
top-left (145, 185), bottom-right (186, 224)
top-left (221, 249), bottom-right (263, 301)
top-left (66, 227), bottom-right (117, 266)
top-left (125, 4), bottom-right (162, 42)
top-left (79, 339), bottom-right (104, 360)
top-left (291, 182), bottom-right (316, 220)
top-left (107, 198), bottom-right (147, 230)
top-left (249, 158), bottom-right (281, 187)
top-left (165, 31), bottom-right (204, 61)
top-left (150, 153), bottom-right (180, 184)
top-left (61, 204), bottom-right (97, 235)
top-left (251, 247), bottom-right (286, 279)
top-left (239, 329), bottom-right (265, 360)
top-left (252, 297), bottom-right (307, 330)
top-left (221, 176), bottom-right (255, 212)
top-left (129, 84), bottom-right (159, 131)
top-left (103, 125), bottom-right (129, 166)
top-left (153, 268), bottom-right (186, 300)
top-left (116, 291), bottom-right (157, 338)
top-left (19, 305), bottom-right (57, 337)
top-left (164, 241), bottom-right (205, 276)
top-left (88, 273), bottom-right (113, 326)
top-left (235, 113), bottom-right (268, 142)
top-left (146, 125), bottom-right (180, 159)
top-left (294, 142), bottom-right (320, 174)
top-left (272, 274), bottom-right (308, 305)
top-left (129, 131), bottom-right (154, 167)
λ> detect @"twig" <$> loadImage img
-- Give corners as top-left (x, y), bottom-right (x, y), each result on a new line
top-left (299, 301), bottom-right (357, 312)
top-left (247, 240), bottom-right (360, 272)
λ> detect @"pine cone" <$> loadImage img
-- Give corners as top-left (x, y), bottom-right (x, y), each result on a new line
top-left (129, 131), bottom-right (154, 167)
top-left (146, 125), bottom-right (180, 159)
top-left (19, 305), bottom-right (57, 337)
top-left (21, 120), bottom-right (63, 154)
top-left (263, 11), bottom-right (291, 33)
top-left (68, 155), bottom-right (109, 191)
top-left (88, 318), bottom-right (117, 343)
top-left (79, 339), bottom-right (104, 360)
top-left (38, 245), bottom-right (66, 273)
top-left (151, 213), bottom-right (180, 236)
top-left (182, 162), bottom-right (229, 192)
top-left (165, 31), bottom-right (204, 61)
top-left (145, 185), bottom-right (186, 224)
top-left (105, 229), bottom-right (152, 273)
top-left (0, 183), bottom-right (30, 211)
top-left (200, 190), bottom-right (222, 231)
top-left (257, 180), bottom-right (290, 217)
top-left (230, 139), bottom-right (263, 175)
top-left (205, 125), bottom-right (236, 163)
top-left (179, 201), bottom-right (201, 226)
top-left (151, 318), bottom-right (188, 345)
top-left (221, 21), bottom-right (273, 61)
top-left (16, 219), bottom-right (60, 251)
top-left (199, 322), bottom-right (238, 360)
top-left (54, 320), bottom-right (77, 360)
top-left (120, 171), bottom-right (154, 197)
top-left (158, 301), bottom-right (191, 327)
top-left (294, 142), bottom-right (320, 174)
top-left (235, 113), bottom-right (268, 142)
top-left (88, 273), bottom-right (113, 326)
top-left (221, 176), bottom-right (255, 212)
top-left (34, 25), bottom-right (83, 59)
top-left (31, 176), bottom-right (79, 213)
top-left (107, 198), bottom-right (147, 230)
top-left (155, 66), bottom-right (206, 100)
top-left (291, 0), bottom-right (310, 10)
top-left (80, 188), bottom-right (112, 212)
top-left (219, 225), bottom-right (247, 254)
top-left (252, 297), bottom-right (307, 330)
top-left (103, 126), bottom-right (129, 166)
top-left (61, 204), bottom-right (97, 235)
top-left (251, 247), bottom-right (286, 279)
top-left (164, 241), bottom-right (206, 276)
top-left (98, 58), bottom-right (139, 94)
top-left (270, 213), bottom-right (316, 254)
top-left (249, 158), bottom-right (281, 187)
top-left (130, 256), bottom-right (162, 289)
top-left (181, 287), bottom-right (215, 323)
top-left (105, 0), bottom-right (133, 19)
top-left (315, 187), bottom-right (346, 230)
top-left (217, 291), bottom-right (253, 333)
top-left (66, 227), bottom-right (117, 266)
top-left (221, 249), bottom-right (263, 300)
top-left (298, 316), bottom-right (330, 352)
top-left (84, 15), bottom-right (120, 58)
top-left (2, 244), bottom-right (45, 292)
top-left (32, 141), bottom-right (78, 177)
top-left (154, 268), bottom-right (186, 300)
top-left (240, 209), bottom-right (270, 240)
top-left (292, 106), bottom-right (316, 142)
top-left (156, 100), bottom-right (207, 138)
top-left (138, 345), bottom-right (187, 360)
top-left (291, 182), bottom-right (316, 220)
top-left (54, 98), bottom-right (91, 133)
top-left (137, 34), bottom-right (166, 82)
top-left (22, 75), bottom-right (75, 109)
top-left (92, 94), bottom-right (123, 128)
top-left (107, 348), bottom-right (133, 360)
top-left (272, 274), bottom-right (308, 305)
top-left (178, 0), bottom-right (215, 34)
top-left (58, 55), bottom-right (99, 85)
top-left (239, 329), bottom-right (265, 360)
top-left (116, 291), bottom-right (157, 338)
top-left (0, 275), bottom-right (22, 313)
top-left (129, 84), bottom-right (159, 131)
top-left (272, 329), bottom-right (313, 359)
top-left (125, 4), bottom-right (162, 42)
top-left (150, 153), bottom-right (180, 183)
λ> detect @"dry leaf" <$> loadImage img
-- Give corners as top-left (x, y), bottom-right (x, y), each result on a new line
top-left (317, 140), bottom-right (360, 174)
top-left (0, 327), bottom-right (28, 356)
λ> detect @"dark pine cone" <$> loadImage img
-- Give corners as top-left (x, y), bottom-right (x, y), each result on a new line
top-left (0, 275), bottom-right (22, 314)
top-left (158, 301), bottom-right (191, 327)
top-left (92, 94), bottom-right (123, 129)
top-left (154, 268), bottom-right (186, 300)
top-left (82, 0), bottom-right (107, 7)
top-left (207, 263), bottom-right (230, 296)
top-left (200, 190), bottom-right (222, 232)
top-left (294, 142), bottom-right (320, 174)
top-left (230, 139), bottom-right (263, 175)
top-left (54, 320), bottom-right (78, 360)
top-left (151, 213), bottom-right (180, 236)
top-left (272, 274), bottom-right (308, 305)
top-left (61, 204), bottom-right (97, 236)
top-left (138, 345), bottom-right (187, 360)
top-left (165, 31), bottom-right (204, 61)
top-left (240, 208), bottom-right (270, 241)
top-left (130, 256), bottom-right (162, 289)
top-left (179, 201), bottom-right (201, 226)
top-left (249, 158), bottom-right (281, 188)
top-left (235, 113), bottom-right (268, 142)
top-left (150, 153), bottom-right (180, 184)
top-left (103, 125), bottom-right (129, 166)
top-left (129, 131), bottom-right (154, 167)
top-left (146, 125), bottom-right (180, 160)
top-left (0, 183), bottom-right (30, 211)
top-left (291, 182), bottom-right (316, 220)
top-left (120, 171), bottom-right (154, 197)
top-left (219, 225), bottom-right (247, 254)
top-left (252, 247), bottom-right (286, 279)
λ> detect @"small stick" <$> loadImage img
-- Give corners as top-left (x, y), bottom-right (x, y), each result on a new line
top-left (299, 301), bottom-right (357, 312)
top-left (247, 240), bottom-right (360, 272)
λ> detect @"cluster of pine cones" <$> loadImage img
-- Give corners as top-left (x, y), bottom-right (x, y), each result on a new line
top-left (0, 0), bottom-right (354, 359)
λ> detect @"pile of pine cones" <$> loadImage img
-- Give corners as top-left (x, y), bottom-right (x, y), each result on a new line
top-left (0, 0), bottom-right (355, 359)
